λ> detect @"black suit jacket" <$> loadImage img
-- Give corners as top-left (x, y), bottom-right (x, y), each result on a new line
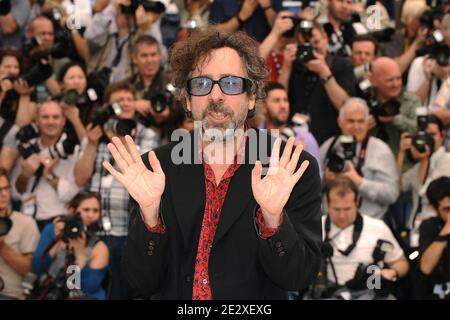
top-left (122, 128), bottom-right (323, 299)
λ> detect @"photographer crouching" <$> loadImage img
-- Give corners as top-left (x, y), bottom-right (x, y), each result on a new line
top-left (304, 177), bottom-right (409, 300)
top-left (29, 191), bottom-right (109, 300)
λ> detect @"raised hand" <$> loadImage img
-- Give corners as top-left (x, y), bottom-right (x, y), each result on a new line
top-left (252, 137), bottom-right (310, 227)
top-left (103, 135), bottom-right (165, 226)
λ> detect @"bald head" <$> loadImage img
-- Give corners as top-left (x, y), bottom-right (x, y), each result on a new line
top-left (372, 57), bottom-right (400, 79)
top-left (371, 57), bottom-right (402, 101)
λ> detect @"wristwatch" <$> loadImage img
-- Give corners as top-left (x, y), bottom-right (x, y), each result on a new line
top-left (435, 234), bottom-right (450, 242)
top-left (45, 172), bottom-right (57, 182)
top-left (321, 74), bottom-right (334, 84)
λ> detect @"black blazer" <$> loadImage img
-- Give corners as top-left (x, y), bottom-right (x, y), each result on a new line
top-left (122, 128), bottom-right (323, 299)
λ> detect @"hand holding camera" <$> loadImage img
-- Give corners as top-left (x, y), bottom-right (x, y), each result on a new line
top-left (52, 216), bottom-right (66, 239)
top-left (41, 155), bottom-right (59, 179)
top-left (20, 154), bottom-right (41, 178)
top-left (399, 132), bottom-right (412, 153)
top-left (304, 51), bottom-right (330, 78)
top-left (85, 123), bottom-right (103, 147)
top-left (272, 11), bottom-right (294, 37)
top-left (283, 43), bottom-right (298, 67)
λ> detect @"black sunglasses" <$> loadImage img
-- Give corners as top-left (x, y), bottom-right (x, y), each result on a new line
top-left (186, 75), bottom-right (252, 96)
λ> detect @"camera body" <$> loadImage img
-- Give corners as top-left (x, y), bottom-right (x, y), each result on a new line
top-left (327, 135), bottom-right (356, 173)
top-left (368, 98), bottom-right (401, 117)
top-left (146, 83), bottom-right (176, 114)
top-left (411, 107), bottom-right (435, 153)
top-left (121, 0), bottom-right (166, 15)
top-left (0, 216), bottom-right (12, 237)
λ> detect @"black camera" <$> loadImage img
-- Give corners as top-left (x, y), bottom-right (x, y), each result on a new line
top-left (103, 118), bottom-right (137, 136)
top-left (16, 123), bottom-right (39, 143)
top-left (91, 102), bottom-right (122, 126)
top-left (430, 44), bottom-right (450, 66)
top-left (121, 0), bottom-right (166, 15)
top-left (61, 214), bottom-right (86, 242)
top-left (0, 0), bottom-right (11, 15)
top-left (18, 61), bottom-right (53, 88)
top-left (369, 98), bottom-right (401, 117)
top-left (411, 108), bottom-right (435, 153)
top-left (327, 135), bottom-right (356, 173)
top-left (282, 16), bottom-right (301, 38)
top-left (47, 136), bottom-right (78, 159)
top-left (18, 142), bottom-right (41, 159)
top-left (412, 131), bottom-right (435, 153)
top-left (146, 83), bottom-right (175, 114)
top-left (0, 216), bottom-right (12, 237)
top-left (53, 89), bottom-right (80, 106)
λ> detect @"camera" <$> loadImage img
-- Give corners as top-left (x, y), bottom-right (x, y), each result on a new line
top-left (0, 0), bottom-right (11, 15)
top-left (146, 83), bottom-right (176, 114)
top-left (13, 61), bottom-right (54, 88)
top-left (369, 98), bottom-right (401, 117)
top-left (411, 108), bottom-right (435, 153)
top-left (121, 0), bottom-right (166, 15)
top-left (61, 214), bottom-right (86, 242)
top-left (282, 16), bottom-right (301, 38)
top-left (53, 89), bottom-right (80, 106)
top-left (103, 118), bottom-right (137, 136)
top-left (47, 136), bottom-right (78, 159)
top-left (295, 20), bottom-right (316, 64)
top-left (91, 102), bottom-right (122, 127)
top-left (327, 135), bottom-right (356, 173)
top-left (0, 216), bottom-right (12, 237)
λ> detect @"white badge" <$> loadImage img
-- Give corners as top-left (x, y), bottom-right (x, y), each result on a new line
top-left (22, 195), bottom-right (37, 217)
top-left (101, 175), bottom-right (114, 189)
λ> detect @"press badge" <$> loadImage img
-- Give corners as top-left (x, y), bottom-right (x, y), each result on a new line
top-left (22, 195), bottom-right (37, 217)
top-left (101, 174), bottom-right (114, 189)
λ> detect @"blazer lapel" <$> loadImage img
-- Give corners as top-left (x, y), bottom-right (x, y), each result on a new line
top-left (213, 162), bottom-right (254, 245)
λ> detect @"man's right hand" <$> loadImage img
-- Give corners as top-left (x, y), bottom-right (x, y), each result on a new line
top-left (20, 154), bottom-right (41, 178)
top-left (103, 135), bottom-right (165, 227)
top-left (271, 11), bottom-right (294, 37)
top-left (399, 132), bottom-right (412, 153)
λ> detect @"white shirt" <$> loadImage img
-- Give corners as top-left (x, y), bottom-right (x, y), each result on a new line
top-left (10, 134), bottom-right (81, 221)
top-left (406, 56), bottom-right (439, 107)
top-left (322, 214), bottom-right (404, 286)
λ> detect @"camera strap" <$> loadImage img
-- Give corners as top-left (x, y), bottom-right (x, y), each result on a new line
top-left (323, 213), bottom-right (364, 287)
top-left (325, 212), bottom-right (364, 257)
top-left (0, 117), bottom-right (14, 149)
top-left (324, 136), bottom-right (340, 164)
top-left (355, 136), bottom-right (370, 176)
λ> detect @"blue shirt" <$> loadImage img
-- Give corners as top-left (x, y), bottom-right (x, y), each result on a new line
top-left (209, 0), bottom-right (282, 42)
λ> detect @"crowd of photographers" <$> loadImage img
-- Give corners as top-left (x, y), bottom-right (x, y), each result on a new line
top-left (0, 0), bottom-right (450, 300)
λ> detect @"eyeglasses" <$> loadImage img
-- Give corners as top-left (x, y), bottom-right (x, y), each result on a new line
top-left (186, 76), bottom-right (252, 96)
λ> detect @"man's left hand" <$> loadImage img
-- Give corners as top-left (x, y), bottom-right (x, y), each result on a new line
top-left (381, 268), bottom-right (398, 281)
top-left (252, 137), bottom-right (310, 228)
top-left (341, 161), bottom-right (363, 187)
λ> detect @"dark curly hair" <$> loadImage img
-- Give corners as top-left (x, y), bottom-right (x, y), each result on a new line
top-left (170, 27), bottom-right (269, 109)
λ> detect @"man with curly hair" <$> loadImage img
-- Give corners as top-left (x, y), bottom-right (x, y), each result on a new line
top-left (104, 27), bottom-right (322, 300)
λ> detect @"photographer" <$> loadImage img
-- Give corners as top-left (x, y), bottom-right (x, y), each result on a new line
top-left (419, 177), bottom-right (450, 299)
top-left (0, 167), bottom-right (40, 300)
top-left (73, 81), bottom-right (158, 299)
top-left (397, 115), bottom-right (450, 235)
top-left (57, 61), bottom-right (102, 140)
top-left (314, 177), bottom-right (408, 299)
top-left (369, 57), bottom-right (420, 156)
top-left (24, 15), bottom-right (67, 100)
top-left (84, 0), bottom-right (168, 83)
top-left (282, 22), bottom-right (357, 144)
top-left (209, 0), bottom-right (281, 42)
top-left (0, 49), bottom-right (38, 127)
top-left (259, 82), bottom-right (321, 165)
top-left (320, 98), bottom-right (398, 219)
top-left (31, 191), bottom-right (109, 300)
top-left (10, 100), bottom-right (81, 230)
top-left (0, 0), bottom-right (30, 48)
top-left (129, 35), bottom-right (171, 143)
top-left (407, 13), bottom-right (450, 106)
